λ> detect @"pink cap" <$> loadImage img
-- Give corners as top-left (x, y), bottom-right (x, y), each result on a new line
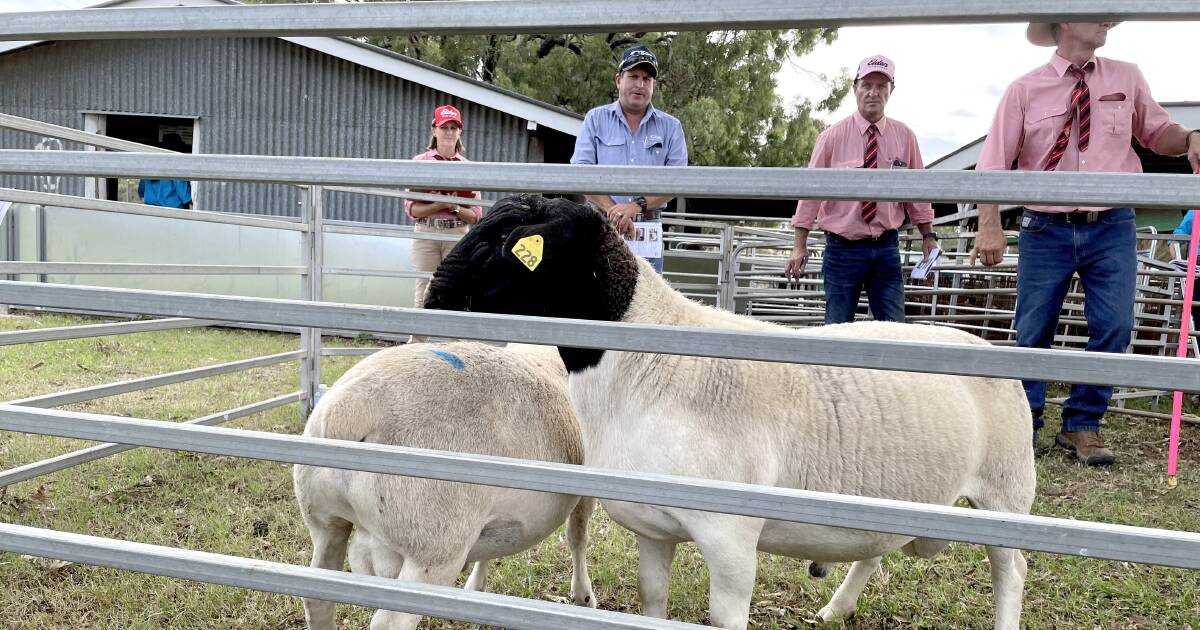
top-left (855, 55), bottom-right (895, 81)
top-left (432, 105), bottom-right (463, 128)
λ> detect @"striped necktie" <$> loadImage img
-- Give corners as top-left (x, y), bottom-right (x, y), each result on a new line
top-left (860, 123), bottom-right (880, 222)
top-left (1044, 62), bottom-right (1093, 172)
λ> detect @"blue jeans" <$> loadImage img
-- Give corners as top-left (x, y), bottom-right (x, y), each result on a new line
top-left (1016, 208), bottom-right (1137, 433)
top-left (822, 230), bottom-right (906, 324)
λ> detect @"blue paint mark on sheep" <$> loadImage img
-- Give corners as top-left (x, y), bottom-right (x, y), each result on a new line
top-left (428, 349), bottom-right (465, 370)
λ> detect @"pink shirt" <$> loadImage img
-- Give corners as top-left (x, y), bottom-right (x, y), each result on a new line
top-left (976, 53), bottom-right (1175, 213)
top-left (792, 112), bottom-right (933, 239)
top-left (403, 149), bottom-right (484, 221)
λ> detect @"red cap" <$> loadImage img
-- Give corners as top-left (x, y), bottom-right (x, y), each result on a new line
top-left (432, 105), bottom-right (463, 128)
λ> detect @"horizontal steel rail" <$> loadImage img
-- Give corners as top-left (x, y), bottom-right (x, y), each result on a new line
top-left (0, 262), bottom-right (304, 275)
top-left (0, 1), bottom-right (1194, 40)
top-left (0, 112), bottom-right (173, 153)
top-left (322, 221), bottom-right (462, 241)
top-left (1, 151), bottom-right (1198, 209)
top-left (325, 184), bottom-right (497, 208)
top-left (2, 405), bottom-right (1199, 569)
top-left (0, 187), bottom-right (306, 232)
top-left (321, 347), bottom-right (379, 357)
top-left (0, 281), bottom-right (1197, 392)
top-left (0, 114), bottom-right (454, 212)
top-left (0, 317), bottom-right (214, 346)
top-left (0, 522), bottom-right (703, 630)
top-left (0, 391), bottom-right (301, 488)
top-left (6, 350), bottom-right (304, 409)
top-left (322, 266), bottom-right (428, 280)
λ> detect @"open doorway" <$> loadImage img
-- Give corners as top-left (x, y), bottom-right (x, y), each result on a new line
top-left (83, 113), bottom-right (196, 207)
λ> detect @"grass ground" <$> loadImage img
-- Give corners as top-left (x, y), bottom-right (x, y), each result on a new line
top-left (1, 311), bottom-right (1198, 629)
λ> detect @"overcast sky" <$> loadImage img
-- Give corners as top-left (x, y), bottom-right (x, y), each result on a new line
top-left (780, 21), bottom-right (1200, 161)
top-left (2, 1), bottom-right (1195, 161)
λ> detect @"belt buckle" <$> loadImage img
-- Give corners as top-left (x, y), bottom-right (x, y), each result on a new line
top-left (1066, 212), bottom-right (1098, 224)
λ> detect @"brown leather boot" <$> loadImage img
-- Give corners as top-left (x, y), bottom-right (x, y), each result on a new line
top-left (1055, 431), bottom-right (1115, 466)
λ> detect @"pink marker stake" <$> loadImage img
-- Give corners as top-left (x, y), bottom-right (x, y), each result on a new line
top-left (1168, 169), bottom-right (1200, 488)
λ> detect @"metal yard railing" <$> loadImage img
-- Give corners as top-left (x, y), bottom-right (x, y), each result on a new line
top-left (2, 2), bottom-right (1200, 629)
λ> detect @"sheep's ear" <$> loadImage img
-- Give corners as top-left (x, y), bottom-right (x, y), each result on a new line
top-left (502, 220), bottom-right (578, 274)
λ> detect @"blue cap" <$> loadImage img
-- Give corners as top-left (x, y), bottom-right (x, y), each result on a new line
top-left (617, 45), bottom-right (658, 77)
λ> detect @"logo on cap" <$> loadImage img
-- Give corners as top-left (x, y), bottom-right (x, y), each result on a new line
top-left (618, 45), bottom-right (658, 77)
top-left (432, 104), bottom-right (463, 128)
top-left (855, 54), bottom-right (895, 81)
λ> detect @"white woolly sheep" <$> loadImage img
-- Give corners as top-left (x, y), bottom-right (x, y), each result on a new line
top-left (293, 341), bottom-right (596, 630)
top-left (423, 195), bottom-right (1036, 630)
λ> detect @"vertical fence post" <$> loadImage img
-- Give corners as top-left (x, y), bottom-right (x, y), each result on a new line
top-left (0, 201), bottom-right (10, 315)
top-left (299, 186), bottom-right (324, 419)
top-left (718, 224), bottom-right (735, 312)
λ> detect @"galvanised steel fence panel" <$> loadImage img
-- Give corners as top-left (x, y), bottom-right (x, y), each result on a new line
top-left (1, 150), bottom-right (1198, 209)
top-left (3, 404), bottom-right (1200, 569)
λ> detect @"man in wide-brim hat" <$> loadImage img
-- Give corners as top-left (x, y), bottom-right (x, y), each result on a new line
top-left (970, 21), bottom-right (1200, 466)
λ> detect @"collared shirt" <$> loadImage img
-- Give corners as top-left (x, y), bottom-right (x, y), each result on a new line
top-left (570, 101), bottom-right (688, 209)
top-left (403, 149), bottom-right (484, 221)
top-left (137, 179), bottom-right (192, 209)
top-left (791, 111), bottom-right (933, 240)
top-left (976, 53), bottom-right (1175, 213)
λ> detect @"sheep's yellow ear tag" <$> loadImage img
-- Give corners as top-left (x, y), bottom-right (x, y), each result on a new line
top-left (511, 234), bottom-right (544, 271)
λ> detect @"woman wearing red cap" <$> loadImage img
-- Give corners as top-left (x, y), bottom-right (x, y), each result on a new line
top-left (405, 104), bottom-right (483, 311)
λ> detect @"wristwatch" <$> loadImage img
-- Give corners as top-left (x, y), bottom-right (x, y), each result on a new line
top-left (922, 232), bottom-right (939, 242)
top-left (634, 196), bottom-right (649, 213)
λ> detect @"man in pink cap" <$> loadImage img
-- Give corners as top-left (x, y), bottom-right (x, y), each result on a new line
top-left (784, 55), bottom-right (937, 325)
top-left (970, 23), bottom-right (1200, 465)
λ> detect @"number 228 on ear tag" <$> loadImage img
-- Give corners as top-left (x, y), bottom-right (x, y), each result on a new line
top-left (511, 235), bottom-right (544, 271)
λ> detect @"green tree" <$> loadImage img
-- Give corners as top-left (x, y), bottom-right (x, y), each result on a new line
top-left (246, 0), bottom-right (850, 166)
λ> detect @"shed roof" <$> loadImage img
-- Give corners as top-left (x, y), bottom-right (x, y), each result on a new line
top-left (0, 0), bottom-right (584, 136)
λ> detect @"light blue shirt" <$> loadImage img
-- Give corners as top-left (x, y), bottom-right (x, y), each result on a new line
top-left (1175, 210), bottom-right (1195, 237)
top-left (570, 101), bottom-right (688, 209)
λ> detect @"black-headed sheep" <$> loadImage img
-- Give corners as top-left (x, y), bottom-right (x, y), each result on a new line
top-left (423, 195), bottom-right (1035, 630)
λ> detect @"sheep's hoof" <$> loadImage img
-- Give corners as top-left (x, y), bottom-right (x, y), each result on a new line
top-left (572, 590), bottom-right (597, 608)
top-left (817, 604), bottom-right (855, 624)
top-left (808, 561), bottom-right (832, 579)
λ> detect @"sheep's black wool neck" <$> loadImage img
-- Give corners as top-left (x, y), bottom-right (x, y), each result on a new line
top-left (558, 229), bottom-right (639, 374)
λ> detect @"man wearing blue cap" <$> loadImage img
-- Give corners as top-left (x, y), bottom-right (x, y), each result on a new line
top-left (571, 45), bottom-right (689, 274)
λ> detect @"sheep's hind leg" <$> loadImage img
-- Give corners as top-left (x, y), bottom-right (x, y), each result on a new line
top-left (301, 517), bottom-right (352, 630)
top-left (464, 560), bottom-right (488, 592)
top-left (567, 498), bottom-right (597, 607)
top-left (984, 545), bottom-right (1026, 630)
top-left (370, 558), bottom-right (465, 630)
top-left (817, 556), bottom-right (881, 623)
top-left (691, 516), bottom-right (764, 630)
top-left (637, 535), bottom-right (677, 618)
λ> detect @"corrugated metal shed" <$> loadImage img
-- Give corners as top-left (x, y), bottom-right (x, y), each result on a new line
top-left (0, 24), bottom-right (582, 224)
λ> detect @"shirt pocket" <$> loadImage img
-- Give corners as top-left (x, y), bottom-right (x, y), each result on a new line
top-left (642, 135), bottom-right (665, 161)
top-left (1028, 105), bottom-right (1069, 134)
top-left (596, 134), bottom-right (627, 164)
top-left (1095, 98), bottom-right (1132, 137)
top-left (833, 158), bottom-right (862, 169)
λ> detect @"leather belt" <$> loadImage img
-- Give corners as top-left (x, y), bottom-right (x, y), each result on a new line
top-left (1025, 210), bottom-right (1101, 225)
top-left (416, 218), bottom-right (466, 229)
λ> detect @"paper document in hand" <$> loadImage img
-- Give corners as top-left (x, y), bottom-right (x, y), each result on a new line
top-left (624, 221), bottom-right (663, 259)
top-left (911, 247), bottom-right (941, 280)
